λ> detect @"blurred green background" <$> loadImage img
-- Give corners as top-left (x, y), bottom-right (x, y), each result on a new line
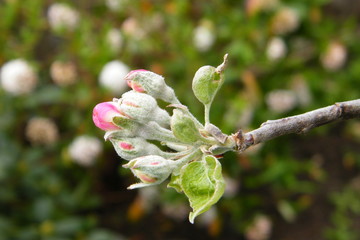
top-left (1, 0), bottom-right (360, 239)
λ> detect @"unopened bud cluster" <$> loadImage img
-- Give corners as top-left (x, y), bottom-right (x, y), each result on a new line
top-left (92, 55), bottom-right (234, 191)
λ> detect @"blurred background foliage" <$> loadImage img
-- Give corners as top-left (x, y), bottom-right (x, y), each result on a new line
top-left (0, 0), bottom-right (360, 239)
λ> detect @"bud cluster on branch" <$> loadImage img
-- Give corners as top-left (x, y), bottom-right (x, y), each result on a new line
top-left (92, 55), bottom-right (360, 223)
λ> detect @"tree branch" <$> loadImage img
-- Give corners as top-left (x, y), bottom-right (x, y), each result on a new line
top-left (235, 99), bottom-right (360, 152)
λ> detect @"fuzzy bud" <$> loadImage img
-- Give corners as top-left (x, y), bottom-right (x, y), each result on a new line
top-left (47, 3), bottom-right (79, 32)
top-left (125, 70), bottom-right (178, 103)
top-left (119, 91), bottom-right (170, 127)
top-left (110, 137), bottom-right (163, 161)
top-left (123, 155), bottom-right (176, 189)
top-left (92, 101), bottom-right (124, 131)
top-left (171, 109), bottom-right (206, 144)
top-left (0, 59), bottom-right (38, 95)
top-left (99, 60), bottom-right (129, 94)
top-left (192, 65), bottom-right (223, 106)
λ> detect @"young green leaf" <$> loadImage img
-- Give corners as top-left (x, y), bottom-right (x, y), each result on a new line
top-left (168, 154), bottom-right (225, 223)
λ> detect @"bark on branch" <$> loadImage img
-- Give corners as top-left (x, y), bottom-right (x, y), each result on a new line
top-left (235, 99), bottom-right (360, 152)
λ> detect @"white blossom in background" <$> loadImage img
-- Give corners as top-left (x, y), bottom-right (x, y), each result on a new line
top-left (47, 3), bottom-right (79, 31)
top-left (99, 60), bottom-right (130, 94)
top-left (25, 117), bottom-right (59, 146)
top-left (246, 0), bottom-right (279, 15)
top-left (137, 187), bottom-right (160, 212)
top-left (105, 0), bottom-right (127, 12)
top-left (196, 207), bottom-right (217, 226)
top-left (122, 17), bottom-right (146, 40)
top-left (245, 215), bottom-right (272, 240)
top-left (0, 59), bottom-right (38, 95)
top-left (291, 75), bottom-right (312, 107)
top-left (161, 203), bottom-right (189, 222)
top-left (271, 7), bottom-right (300, 35)
top-left (50, 60), bottom-right (77, 86)
top-left (68, 135), bottom-right (103, 167)
top-left (193, 20), bottom-right (215, 52)
top-left (266, 37), bottom-right (287, 61)
top-left (223, 176), bottom-right (240, 198)
top-left (106, 28), bottom-right (123, 53)
top-left (266, 89), bottom-right (297, 113)
top-left (320, 41), bottom-right (347, 71)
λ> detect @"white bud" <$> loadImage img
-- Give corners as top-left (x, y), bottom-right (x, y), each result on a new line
top-left (50, 60), bottom-right (77, 86)
top-left (245, 215), bottom-right (272, 240)
top-left (266, 89), bottom-right (297, 113)
top-left (68, 135), bottom-right (103, 167)
top-left (119, 91), bottom-right (170, 127)
top-left (271, 7), bottom-right (300, 35)
top-left (106, 28), bottom-right (123, 53)
top-left (266, 37), bottom-right (287, 61)
top-left (105, 0), bottom-right (128, 12)
top-left (193, 21), bottom-right (215, 52)
top-left (320, 41), bottom-right (347, 71)
top-left (110, 137), bottom-right (164, 161)
top-left (99, 60), bottom-right (130, 94)
top-left (47, 3), bottom-right (79, 31)
top-left (25, 117), bottom-right (59, 146)
top-left (0, 59), bottom-right (37, 95)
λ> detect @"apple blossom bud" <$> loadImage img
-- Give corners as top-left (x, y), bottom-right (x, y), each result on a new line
top-left (192, 65), bottom-right (223, 106)
top-left (119, 91), bottom-right (170, 127)
top-left (125, 70), bottom-right (179, 103)
top-left (110, 137), bottom-right (164, 161)
top-left (123, 155), bottom-right (176, 189)
top-left (92, 101), bottom-right (124, 131)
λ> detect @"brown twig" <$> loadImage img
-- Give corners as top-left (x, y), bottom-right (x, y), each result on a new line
top-left (235, 99), bottom-right (360, 152)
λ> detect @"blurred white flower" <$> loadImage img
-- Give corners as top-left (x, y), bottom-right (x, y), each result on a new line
top-left (161, 202), bottom-right (189, 222)
top-left (246, 0), bottom-right (278, 16)
top-left (47, 3), bottom-right (79, 31)
top-left (245, 215), bottom-right (272, 240)
top-left (138, 187), bottom-right (159, 212)
top-left (105, 0), bottom-right (127, 12)
top-left (320, 41), bottom-right (347, 71)
top-left (291, 75), bottom-right (312, 107)
top-left (99, 60), bottom-right (130, 94)
top-left (0, 59), bottom-right (38, 95)
top-left (266, 89), bottom-right (297, 113)
top-left (122, 17), bottom-right (146, 40)
top-left (196, 206), bottom-right (217, 226)
top-left (223, 176), bottom-right (239, 198)
top-left (266, 37), bottom-right (287, 61)
top-left (25, 117), bottom-right (59, 146)
top-left (271, 7), bottom-right (300, 35)
top-left (68, 135), bottom-right (103, 167)
top-left (193, 21), bottom-right (215, 52)
top-left (106, 28), bottom-right (123, 53)
top-left (50, 60), bottom-right (77, 86)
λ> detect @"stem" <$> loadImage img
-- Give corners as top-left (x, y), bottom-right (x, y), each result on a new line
top-left (205, 104), bottom-right (211, 125)
top-left (234, 99), bottom-right (360, 152)
top-left (173, 149), bottom-right (203, 174)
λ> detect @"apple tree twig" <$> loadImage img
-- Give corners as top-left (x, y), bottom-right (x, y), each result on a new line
top-left (234, 99), bottom-right (360, 152)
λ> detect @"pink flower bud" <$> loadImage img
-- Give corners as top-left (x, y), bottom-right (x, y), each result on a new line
top-left (110, 137), bottom-right (164, 161)
top-left (119, 91), bottom-right (170, 127)
top-left (123, 155), bottom-right (176, 189)
top-left (92, 101), bottom-right (123, 131)
top-left (125, 69), bottom-right (179, 103)
top-left (126, 69), bottom-right (147, 92)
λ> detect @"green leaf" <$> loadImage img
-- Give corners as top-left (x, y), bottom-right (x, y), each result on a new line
top-left (192, 66), bottom-right (223, 106)
top-left (170, 109), bottom-right (205, 144)
top-left (168, 155), bottom-right (225, 223)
